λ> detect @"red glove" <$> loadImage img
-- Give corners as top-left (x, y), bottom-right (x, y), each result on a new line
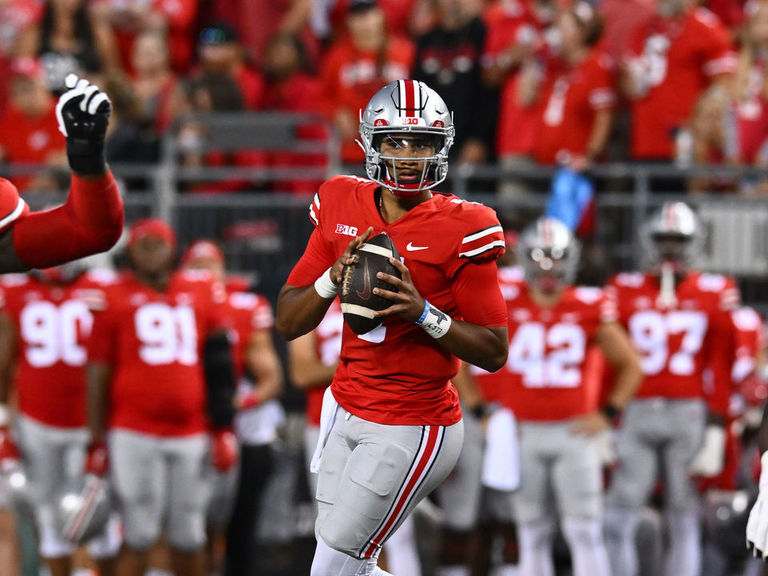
top-left (0, 427), bottom-right (20, 472)
top-left (211, 429), bottom-right (238, 472)
top-left (85, 441), bottom-right (109, 477)
top-left (237, 389), bottom-right (261, 411)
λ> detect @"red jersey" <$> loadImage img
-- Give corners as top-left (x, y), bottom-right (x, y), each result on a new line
top-left (627, 8), bottom-right (736, 160)
top-left (608, 270), bottom-right (739, 415)
top-left (88, 270), bottom-right (228, 437)
top-left (535, 50), bottom-right (616, 164)
top-left (730, 306), bottom-right (765, 384)
top-left (287, 176), bottom-right (507, 426)
top-left (0, 271), bottom-right (112, 428)
top-left (319, 37), bottom-right (414, 163)
top-left (733, 57), bottom-right (768, 164)
top-left (477, 276), bottom-right (615, 421)
top-left (305, 299), bottom-right (344, 427)
top-left (483, 0), bottom-right (550, 156)
top-left (0, 101), bottom-right (64, 191)
top-left (226, 290), bottom-right (273, 380)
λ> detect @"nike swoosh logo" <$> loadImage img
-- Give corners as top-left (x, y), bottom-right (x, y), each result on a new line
top-left (356, 257), bottom-right (371, 300)
top-left (406, 242), bottom-right (429, 251)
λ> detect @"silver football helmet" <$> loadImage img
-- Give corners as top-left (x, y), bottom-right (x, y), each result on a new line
top-left (55, 473), bottom-right (111, 544)
top-left (517, 217), bottom-right (581, 292)
top-left (641, 201), bottom-right (702, 271)
top-left (358, 79), bottom-right (455, 196)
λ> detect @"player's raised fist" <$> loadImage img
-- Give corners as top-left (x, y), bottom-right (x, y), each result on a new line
top-left (55, 73), bottom-right (111, 176)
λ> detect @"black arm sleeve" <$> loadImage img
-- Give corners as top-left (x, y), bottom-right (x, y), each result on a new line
top-left (204, 331), bottom-right (236, 429)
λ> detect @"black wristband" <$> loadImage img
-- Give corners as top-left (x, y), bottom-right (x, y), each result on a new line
top-left (470, 404), bottom-right (488, 420)
top-left (67, 138), bottom-right (106, 176)
top-left (601, 404), bottom-right (621, 420)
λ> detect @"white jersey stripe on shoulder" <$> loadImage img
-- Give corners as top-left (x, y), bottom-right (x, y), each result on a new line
top-left (459, 240), bottom-right (505, 259)
top-left (309, 204), bottom-right (318, 226)
top-left (0, 197), bottom-right (27, 232)
top-left (361, 425), bottom-right (444, 558)
top-left (462, 225), bottom-right (503, 244)
top-left (313, 193), bottom-right (320, 209)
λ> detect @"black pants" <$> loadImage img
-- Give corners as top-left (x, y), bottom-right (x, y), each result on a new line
top-left (225, 443), bottom-right (274, 576)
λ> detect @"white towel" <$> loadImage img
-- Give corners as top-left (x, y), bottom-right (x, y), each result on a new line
top-left (310, 387), bottom-right (340, 473)
top-left (482, 408), bottom-right (520, 491)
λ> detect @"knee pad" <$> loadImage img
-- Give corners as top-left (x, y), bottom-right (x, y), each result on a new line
top-left (311, 536), bottom-right (373, 576)
top-left (166, 512), bottom-right (206, 552)
top-left (122, 509), bottom-right (161, 552)
top-left (86, 513), bottom-right (122, 560)
top-left (562, 517), bottom-right (604, 549)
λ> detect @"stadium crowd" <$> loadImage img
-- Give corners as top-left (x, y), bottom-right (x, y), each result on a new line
top-left (0, 0), bottom-right (767, 576)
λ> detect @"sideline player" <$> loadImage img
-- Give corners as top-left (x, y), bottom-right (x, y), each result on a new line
top-left (86, 220), bottom-right (237, 576)
top-left (497, 217), bottom-right (641, 576)
top-left (604, 201), bottom-right (741, 576)
top-left (0, 73), bottom-right (123, 273)
top-left (276, 79), bottom-right (509, 576)
top-left (0, 263), bottom-right (121, 576)
top-left (180, 239), bottom-right (284, 576)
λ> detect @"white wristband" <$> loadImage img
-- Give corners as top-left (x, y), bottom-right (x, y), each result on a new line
top-left (314, 267), bottom-right (337, 299)
top-left (0, 405), bottom-right (9, 427)
top-left (416, 300), bottom-right (452, 339)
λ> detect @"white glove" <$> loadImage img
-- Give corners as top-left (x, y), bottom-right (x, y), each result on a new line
top-left (688, 424), bottom-right (726, 477)
top-left (595, 429), bottom-right (617, 467)
top-left (747, 451), bottom-right (768, 560)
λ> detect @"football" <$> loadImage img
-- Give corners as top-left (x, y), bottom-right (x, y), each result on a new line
top-left (340, 233), bottom-right (401, 335)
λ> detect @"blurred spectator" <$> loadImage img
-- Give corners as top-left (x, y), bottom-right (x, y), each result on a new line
top-left (89, 0), bottom-right (198, 73)
top-left (0, 58), bottom-right (66, 193)
top-left (413, 0), bottom-right (497, 168)
top-left (196, 22), bottom-right (265, 111)
top-left (729, 0), bottom-right (768, 194)
top-left (0, 0), bottom-right (45, 109)
top-left (483, 0), bottom-right (556, 199)
top-left (103, 71), bottom-right (160, 182)
top-left (598, 0), bottom-right (654, 63)
top-left (177, 71), bottom-right (267, 193)
top-left (15, 0), bottom-right (118, 94)
top-left (203, 0), bottom-right (316, 69)
top-left (263, 33), bottom-right (328, 194)
top-left (130, 30), bottom-right (177, 133)
top-left (531, 2), bottom-right (616, 171)
top-left (621, 0), bottom-right (737, 184)
top-left (320, 0), bottom-right (427, 41)
top-left (319, 0), bottom-right (414, 165)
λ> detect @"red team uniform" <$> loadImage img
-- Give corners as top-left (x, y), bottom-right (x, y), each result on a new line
top-left (88, 270), bottom-right (228, 437)
top-left (626, 8), bottom-right (736, 160)
top-left (607, 270), bottom-right (739, 416)
top-left (0, 271), bottom-right (110, 429)
top-left (287, 176), bottom-right (507, 426)
top-left (491, 278), bottom-right (616, 421)
top-left (304, 298), bottom-right (344, 429)
top-left (535, 50), bottom-right (616, 165)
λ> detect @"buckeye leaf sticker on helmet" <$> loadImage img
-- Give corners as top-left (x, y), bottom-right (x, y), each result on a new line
top-left (340, 233), bottom-right (401, 335)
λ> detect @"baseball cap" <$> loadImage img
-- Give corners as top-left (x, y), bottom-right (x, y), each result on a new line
top-left (128, 218), bottom-right (177, 249)
top-left (348, 0), bottom-right (378, 13)
top-left (10, 58), bottom-right (44, 81)
top-left (181, 240), bottom-right (224, 268)
top-left (199, 22), bottom-right (238, 45)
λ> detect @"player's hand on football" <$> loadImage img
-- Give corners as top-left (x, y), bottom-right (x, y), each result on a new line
top-left (55, 73), bottom-right (111, 176)
top-left (331, 226), bottom-right (374, 285)
top-left (373, 257), bottom-right (426, 323)
top-left (570, 411), bottom-right (610, 436)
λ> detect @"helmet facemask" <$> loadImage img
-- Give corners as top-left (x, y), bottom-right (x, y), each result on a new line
top-left (517, 218), bottom-right (580, 294)
top-left (641, 202), bottom-right (702, 274)
top-left (366, 131), bottom-right (446, 196)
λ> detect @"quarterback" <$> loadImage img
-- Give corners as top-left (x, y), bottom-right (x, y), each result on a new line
top-left (277, 79), bottom-right (509, 576)
top-left (0, 74), bottom-right (123, 273)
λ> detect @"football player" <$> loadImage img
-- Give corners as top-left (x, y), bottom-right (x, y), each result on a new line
top-left (289, 299), bottom-right (423, 576)
top-left (0, 263), bottom-right (121, 576)
top-left (180, 239), bottom-right (284, 576)
top-left (0, 73), bottom-right (123, 273)
top-left (490, 217), bottom-right (642, 576)
top-left (604, 201), bottom-right (741, 576)
top-left (276, 79), bottom-right (509, 576)
top-left (86, 220), bottom-right (237, 576)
